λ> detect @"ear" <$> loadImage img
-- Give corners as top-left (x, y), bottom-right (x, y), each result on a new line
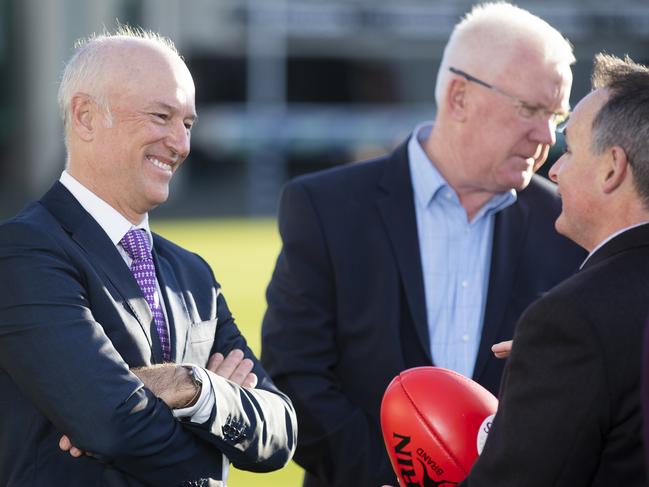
top-left (601, 146), bottom-right (629, 194)
top-left (445, 78), bottom-right (468, 121)
top-left (70, 93), bottom-right (98, 142)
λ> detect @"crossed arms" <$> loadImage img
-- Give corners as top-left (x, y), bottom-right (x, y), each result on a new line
top-left (59, 349), bottom-right (258, 457)
top-left (0, 219), bottom-right (296, 485)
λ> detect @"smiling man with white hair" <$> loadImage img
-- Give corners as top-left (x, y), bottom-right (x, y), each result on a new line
top-left (0, 27), bottom-right (296, 487)
top-left (260, 2), bottom-right (585, 486)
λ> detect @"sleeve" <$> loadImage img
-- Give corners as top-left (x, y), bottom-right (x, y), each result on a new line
top-left (178, 287), bottom-right (298, 473)
top-left (260, 180), bottom-right (396, 486)
top-left (460, 294), bottom-right (606, 487)
top-left (0, 221), bottom-right (235, 486)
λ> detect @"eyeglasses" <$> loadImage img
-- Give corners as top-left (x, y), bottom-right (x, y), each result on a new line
top-left (448, 67), bottom-right (570, 126)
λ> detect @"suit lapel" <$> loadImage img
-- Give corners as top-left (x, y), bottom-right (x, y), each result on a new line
top-left (153, 246), bottom-right (192, 362)
top-left (473, 199), bottom-right (528, 380)
top-left (376, 141), bottom-right (430, 361)
top-left (39, 183), bottom-right (155, 351)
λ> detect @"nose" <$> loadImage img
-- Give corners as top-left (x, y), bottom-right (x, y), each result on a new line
top-left (531, 116), bottom-right (557, 147)
top-left (165, 120), bottom-right (191, 160)
top-left (548, 154), bottom-right (564, 183)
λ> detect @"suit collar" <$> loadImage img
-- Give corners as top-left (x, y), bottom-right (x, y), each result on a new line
top-left (407, 123), bottom-right (447, 208)
top-left (377, 138), bottom-right (430, 361)
top-left (582, 222), bottom-right (649, 270)
top-left (40, 182), bottom-right (160, 359)
top-left (473, 194), bottom-right (530, 380)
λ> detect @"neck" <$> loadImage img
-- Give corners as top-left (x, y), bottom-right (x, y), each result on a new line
top-left (423, 126), bottom-right (496, 222)
top-left (66, 165), bottom-right (146, 226)
top-left (585, 200), bottom-right (649, 252)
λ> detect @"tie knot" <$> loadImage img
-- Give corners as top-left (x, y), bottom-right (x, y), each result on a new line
top-left (120, 229), bottom-right (152, 262)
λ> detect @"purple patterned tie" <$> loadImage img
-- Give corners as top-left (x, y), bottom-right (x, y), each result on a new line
top-left (120, 229), bottom-right (171, 361)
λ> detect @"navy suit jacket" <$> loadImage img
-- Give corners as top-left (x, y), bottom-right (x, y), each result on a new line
top-left (462, 224), bottom-right (649, 487)
top-left (0, 182), bottom-right (296, 487)
top-left (260, 139), bottom-right (585, 487)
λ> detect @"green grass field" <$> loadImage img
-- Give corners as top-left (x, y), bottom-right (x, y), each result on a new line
top-left (152, 218), bottom-right (304, 487)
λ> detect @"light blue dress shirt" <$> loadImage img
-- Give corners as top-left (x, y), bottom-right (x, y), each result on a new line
top-left (408, 123), bottom-right (516, 378)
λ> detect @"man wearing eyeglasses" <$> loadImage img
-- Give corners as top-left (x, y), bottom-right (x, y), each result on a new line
top-left (260, 3), bottom-right (586, 487)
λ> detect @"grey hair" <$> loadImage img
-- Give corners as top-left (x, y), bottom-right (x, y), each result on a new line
top-left (58, 25), bottom-right (179, 147)
top-left (590, 53), bottom-right (649, 207)
top-left (435, 2), bottom-right (575, 106)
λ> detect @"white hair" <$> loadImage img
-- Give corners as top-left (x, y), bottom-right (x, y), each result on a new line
top-left (57, 25), bottom-right (180, 147)
top-left (434, 2), bottom-right (575, 106)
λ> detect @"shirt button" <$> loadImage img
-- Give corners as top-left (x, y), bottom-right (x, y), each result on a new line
top-left (445, 192), bottom-right (452, 200)
top-left (462, 334), bottom-right (470, 342)
top-left (461, 280), bottom-right (469, 288)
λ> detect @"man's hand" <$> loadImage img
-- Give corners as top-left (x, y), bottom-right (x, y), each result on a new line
top-left (59, 434), bottom-right (91, 458)
top-left (491, 340), bottom-right (513, 359)
top-left (207, 349), bottom-right (257, 388)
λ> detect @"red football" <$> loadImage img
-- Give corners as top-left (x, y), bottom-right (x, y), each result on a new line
top-left (380, 366), bottom-right (498, 486)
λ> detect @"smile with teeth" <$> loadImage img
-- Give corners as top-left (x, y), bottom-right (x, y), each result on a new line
top-left (148, 156), bottom-right (173, 172)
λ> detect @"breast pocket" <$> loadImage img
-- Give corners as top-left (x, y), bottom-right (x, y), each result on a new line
top-left (182, 318), bottom-right (217, 367)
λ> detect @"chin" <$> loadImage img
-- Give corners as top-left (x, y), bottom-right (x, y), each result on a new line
top-left (510, 175), bottom-right (532, 191)
top-left (501, 168), bottom-right (533, 192)
top-left (144, 187), bottom-right (170, 209)
top-left (554, 217), bottom-right (571, 241)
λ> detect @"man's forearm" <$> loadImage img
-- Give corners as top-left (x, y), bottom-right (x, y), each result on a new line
top-left (132, 364), bottom-right (200, 409)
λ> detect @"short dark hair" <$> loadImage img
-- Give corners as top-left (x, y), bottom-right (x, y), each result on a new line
top-left (591, 53), bottom-right (649, 206)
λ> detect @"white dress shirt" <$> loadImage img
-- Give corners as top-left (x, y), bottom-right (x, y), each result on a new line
top-left (407, 123), bottom-right (516, 378)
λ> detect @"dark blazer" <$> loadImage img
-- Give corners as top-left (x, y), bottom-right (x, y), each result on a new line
top-left (0, 182), bottom-right (296, 487)
top-left (461, 223), bottom-right (649, 487)
top-left (260, 140), bottom-right (585, 487)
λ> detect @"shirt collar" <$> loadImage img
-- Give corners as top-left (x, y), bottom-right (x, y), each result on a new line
top-left (408, 122), bottom-right (448, 209)
top-left (579, 221), bottom-right (649, 269)
top-left (59, 170), bottom-right (152, 247)
top-left (407, 122), bottom-right (517, 217)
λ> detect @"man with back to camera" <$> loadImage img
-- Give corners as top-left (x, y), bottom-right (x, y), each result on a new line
top-left (456, 52), bottom-right (649, 487)
top-left (0, 27), bottom-right (296, 486)
top-left (260, 2), bottom-right (586, 486)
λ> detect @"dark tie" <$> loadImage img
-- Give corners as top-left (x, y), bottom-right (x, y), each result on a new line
top-left (120, 229), bottom-right (171, 361)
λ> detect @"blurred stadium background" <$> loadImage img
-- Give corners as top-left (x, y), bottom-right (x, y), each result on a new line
top-left (2, 0), bottom-right (649, 485)
top-left (2, 0), bottom-right (649, 219)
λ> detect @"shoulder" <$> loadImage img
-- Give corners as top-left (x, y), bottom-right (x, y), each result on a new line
top-left (529, 245), bottom-right (649, 324)
top-left (282, 140), bottom-right (411, 206)
top-left (0, 201), bottom-right (65, 248)
top-left (288, 153), bottom-right (391, 194)
top-left (279, 154), bottom-right (395, 222)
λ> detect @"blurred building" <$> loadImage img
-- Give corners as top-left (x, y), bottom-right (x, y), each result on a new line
top-left (1, 0), bottom-right (649, 218)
